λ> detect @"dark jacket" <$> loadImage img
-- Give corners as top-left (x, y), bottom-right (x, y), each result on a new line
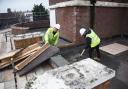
top-left (84, 30), bottom-right (91, 49)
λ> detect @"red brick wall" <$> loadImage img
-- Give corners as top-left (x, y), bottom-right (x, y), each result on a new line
top-left (122, 8), bottom-right (128, 35)
top-left (56, 7), bottom-right (90, 44)
top-left (15, 20), bottom-right (49, 29)
top-left (75, 7), bottom-right (90, 44)
top-left (95, 7), bottom-right (124, 38)
top-left (56, 6), bottom-right (128, 44)
top-left (49, 0), bottom-right (128, 44)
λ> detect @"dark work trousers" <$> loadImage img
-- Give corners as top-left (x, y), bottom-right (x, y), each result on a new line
top-left (88, 44), bottom-right (101, 58)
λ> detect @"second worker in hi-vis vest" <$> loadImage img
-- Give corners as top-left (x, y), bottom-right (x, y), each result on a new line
top-left (79, 28), bottom-right (101, 61)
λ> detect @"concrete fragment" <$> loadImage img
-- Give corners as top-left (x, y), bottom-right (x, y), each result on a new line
top-left (49, 55), bottom-right (70, 68)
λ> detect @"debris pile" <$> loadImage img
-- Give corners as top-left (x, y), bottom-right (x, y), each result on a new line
top-left (0, 43), bottom-right (59, 76)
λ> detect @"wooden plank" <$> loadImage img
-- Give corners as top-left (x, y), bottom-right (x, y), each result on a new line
top-left (0, 83), bottom-right (4, 89)
top-left (15, 43), bottom-right (42, 57)
top-left (0, 49), bottom-right (21, 69)
top-left (18, 46), bottom-right (59, 76)
top-left (15, 43), bottom-right (50, 70)
top-left (0, 49), bottom-right (21, 61)
top-left (0, 43), bottom-right (42, 69)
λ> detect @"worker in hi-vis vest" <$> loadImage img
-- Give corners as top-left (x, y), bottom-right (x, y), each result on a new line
top-left (44, 24), bottom-right (60, 46)
top-left (79, 28), bottom-right (101, 61)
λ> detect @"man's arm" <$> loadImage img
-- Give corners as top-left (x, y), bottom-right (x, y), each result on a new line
top-left (54, 32), bottom-right (59, 46)
top-left (44, 29), bottom-right (51, 44)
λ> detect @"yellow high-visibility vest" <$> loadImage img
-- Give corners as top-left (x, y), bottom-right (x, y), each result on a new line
top-left (44, 27), bottom-right (59, 46)
top-left (86, 30), bottom-right (100, 48)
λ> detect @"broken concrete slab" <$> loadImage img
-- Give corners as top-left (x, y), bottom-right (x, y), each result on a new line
top-left (27, 58), bottom-right (115, 89)
top-left (17, 46), bottom-right (59, 76)
top-left (0, 83), bottom-right (4, 89)
top-left (100, 43), bottom-right (128, 55)
top-left (49, 55), bottom-right (70, 68)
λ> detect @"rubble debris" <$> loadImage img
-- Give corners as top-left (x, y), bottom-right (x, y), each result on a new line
top-left (15, 43), bottom-right (50, 70)
top-left (0, 49), bottom-right (21, 69)
top-left (16, 44), bottom-right (59, 76)
top-left (26, 58), bottom-right (115, 89)
top-left (49, 55), bottom-right (70, 68)
top-left (0, 43), bottom-right (42, 69)
top-left (100, 43), bottom-right (128, 55)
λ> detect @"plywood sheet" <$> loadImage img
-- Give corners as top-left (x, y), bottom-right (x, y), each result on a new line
top-left (100, 43), bottom-right (128, 55)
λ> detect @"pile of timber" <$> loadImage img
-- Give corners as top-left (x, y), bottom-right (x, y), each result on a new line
top-left (0, 43), bottom-right (43, 69)
top-left (0, 42), bottom-right (59, 75)
top-left (15, 43), bottom-right (59, 76)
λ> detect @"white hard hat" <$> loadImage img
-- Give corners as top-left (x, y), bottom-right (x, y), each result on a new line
top-left (54, 24), bottom-right (60, 29)
top-left (79, 28), bottom-right (86, 36)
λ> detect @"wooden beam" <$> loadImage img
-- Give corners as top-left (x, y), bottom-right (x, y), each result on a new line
top-left (0, 43), bottom-right (42, 69)
top-left (15, 43), bottom-right (50, 70)
top-left (18, 46), bottom-right (59, 76)
top-left (0, 49), bottom-right (21, 61)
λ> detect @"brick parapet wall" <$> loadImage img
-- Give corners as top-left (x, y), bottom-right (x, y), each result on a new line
top-left (15, 20), bottom-right (49, 29)
top-left (11, 20), bottom-right (49, 35)
top-left (49, 0), bottom-right (128, 5)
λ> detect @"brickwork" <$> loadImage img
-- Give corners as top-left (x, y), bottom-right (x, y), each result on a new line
top-left (56, 6), bottom-right (128, 44)
top-left (56, 7), bottom-right (90, 43)
top-left (49, 0), bottom-right (128, 44)
top-left (95, 7), bottom-right (124, 38)
top-left (16, 20), bottom-right (49, 29)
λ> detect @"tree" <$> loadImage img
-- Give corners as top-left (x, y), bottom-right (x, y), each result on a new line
top-left (32, 3), bottom-right (49, 21)
top-left (7, 8), bottom-right (12, 13)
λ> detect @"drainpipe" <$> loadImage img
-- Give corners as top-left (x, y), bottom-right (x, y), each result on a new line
top-left (90, 0), bottom-right (96, 29)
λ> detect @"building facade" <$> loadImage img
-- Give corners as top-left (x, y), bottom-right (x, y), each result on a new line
top-left (49, 0), bottom-right (128, 44)
top-left (0, 13), bottom-right (18, 30)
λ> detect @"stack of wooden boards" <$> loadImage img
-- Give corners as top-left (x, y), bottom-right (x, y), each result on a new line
top-left (0, 43), bottom-right (42, 69)
top-left (0, 43), bottom-right (59, 76)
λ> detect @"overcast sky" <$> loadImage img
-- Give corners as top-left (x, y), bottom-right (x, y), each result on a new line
top-left (0, 0), bottom-right (49, 13)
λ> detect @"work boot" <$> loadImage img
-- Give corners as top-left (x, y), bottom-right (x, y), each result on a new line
top-left (94, 57), bottom-right (100, 61)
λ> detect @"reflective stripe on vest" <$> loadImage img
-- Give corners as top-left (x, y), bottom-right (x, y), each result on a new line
top-left (86, 30), bottom-right (100, 48)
